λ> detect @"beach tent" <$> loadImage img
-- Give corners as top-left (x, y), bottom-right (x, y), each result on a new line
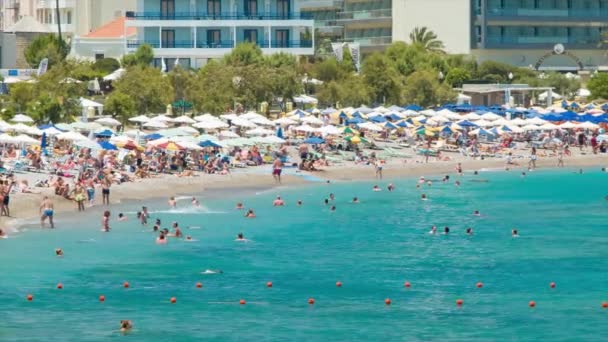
top-left (103, 68), bottom-right (126, 81)
top-left (303, 137), bottom-right (325, 144)
top-left (11, 113), bottom-right (34, 123)
top-left (79, 97), bottom-right (104, 120)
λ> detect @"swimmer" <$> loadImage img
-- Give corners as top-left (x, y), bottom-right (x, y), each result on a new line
top-left (329, 193), bottom-right (335, 201)
top-left (140, 207), bottom-right (149, 226)
top-left (245, 209), bottom-right (256, 218)
top-left (387, 183), bottom-right (395, 191)
top-left (236, 202), bottom-right (244, 210)
top-left (456, 163), bottom-right (463, 174)
top-left (512, 229), bottom-right (519, 238)
top-left (101, 210), bottom-right (111, 232)
top-left (443, 226), bottom-right (450, 235)
top-left (156, 233), bottom-right (167, 244)
top-left (429, 225), bottom-right (437, 235)
top-left (185, 235), bottom-right (194, 241)
top-left (416, 184), bottom-right (420, 189)
top-left (324, 198), bottom-right (329, 205)
top-left (120, 320), bottom-right (133, 333)
top-left (152, 224), bottom-right (159, 232)
top-left (372, 185), bottom-right (382, 192)
top-left (521, 172), bottom-right (526, 178)
top-left (455, 181), bottom-right (461, 187)
top-left (473, 210), bottom-right (481, 216)
top-left (326, 180), bottom-right (331, 184)
top-left (201, 269), bottom-right (223, 274)
top-left (418, 176), bottom-right (425, 184)
top-left (352, 197), bottom-right (360, 203)
top-left (118, 213), bottom-right (127, 221)
top-left (171, 222), bottom-right (182, 238)
top-left (273, 196), bottom-right (285, 206)
top-left (442, 177), bottom-right (447, 183)
top-left (421, 194), bottom-right (427, 201)
top-left (55, 248), bottom-right (63, 256)
top-left (297, 200), bottom-right (303, 206)
top-left (466, 227), bottom-right (473, 235)
top-left (426, 180), bottom-right (432, 186)
top-left (0, 229), bottom-right (6, 239)
top-left (330, 205), bottom-right (336, 212)
top-left (192, 197), bottom-right (200, 206)
top-left (168, 196), bottom-right (176, 208)
top-left (155, 218), bottom-right (161, 226)
top-left (236, 232), bottom-right (245, 241)
top-left (474, 171), bottom-right (479, 175)
top-left (163, 228), bottom-right (170, 235)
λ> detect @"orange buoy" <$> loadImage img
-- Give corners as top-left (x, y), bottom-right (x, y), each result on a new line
top-left (196, 282), bottom-right (202, 288)
top-left (404, 281), bottom-right (411, 288)
top-left (26, 294), bottom-right (33, 301)
top-left (123, 282), bottom-right (130, 288)
top-left (602, 302), bottom-right (608, 308)
top-left (99, 295), bottom-right (105, 302)
top-left (456, 299), bottom-right (463, 306)
top-left (529, 301), bottom-right (536, 308)
top-left (476, 282), bottom-right (483, 288)
top-left (385, 298), bottom-right (391, 305)
top-left (336, 281), bottom-right (342, 287)
top-left (549, 282), bottom-right (556, 289)
top-left (239, 299), bottom-right (246, 305)
top-left (266, 282), bottom-right (273, 288)
top-left (308, 298), bottom-right (315, 305)
top-left (170, 297), bottom-right (176, 304)
top-left (57, 283), bottom-right (63, 289)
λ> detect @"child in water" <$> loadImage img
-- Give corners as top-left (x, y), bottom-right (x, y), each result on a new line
top-left (102, 211), bottom-right (111, 232)
top-left (245, 209), bottom-right (256, 218)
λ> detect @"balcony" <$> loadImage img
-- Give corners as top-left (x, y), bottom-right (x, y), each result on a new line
top-left (36, 0), bottom-right (75, 9)
top-left (128, 11), bottom-right (313, 20)
top-left (299, 0), bottom-right (343, 10)
top-left (336, 9), bottom-right (391, 21)
top-left (486, 8), bottom-right (608, 21)
top-left (341, 36), bottom-right (391, 46)
top-left (485, 35), bottom-right (600, 49)
top-left (127, 40), bottom-right (312, 49)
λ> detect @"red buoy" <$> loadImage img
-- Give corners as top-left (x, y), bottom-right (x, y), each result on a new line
top-left (123, 282), bottom-right (129, 288)
top-left (529, 301), bottom-right (536, 308)
top-left (196, 282), bottom-right (202, 288)
top-left (26, 294), bottom-right (33, 301)
top-left (170, 297), bottom-right (176, 304)
top-left (57, 283), bottom-right (63, 289)
top-left (308, 298), bottom-right (315, 305)
top-left (602, 302), bottom-right (608, 308)
top-left (336, 281), bottom-right (342, 287)
top-left (456, 299), bottom-right (464, 306)
top-left (266, 282), bottom-right (273, 288)
top-left (549, 282), bottom-right (556, 289)
top-left (239, 299), bottom-right (246, 305)
top-left (476, 282), bottom-right (483, 288)
top-left (404, 281), bottom-right (411, 288)
top-left (385, 298), bottom-right (391, 305)
top-left (99, 295), bottom-right (105, 302)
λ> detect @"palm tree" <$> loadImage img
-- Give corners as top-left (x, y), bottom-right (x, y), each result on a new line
top-left (409, 27), bottom-right (445, 53)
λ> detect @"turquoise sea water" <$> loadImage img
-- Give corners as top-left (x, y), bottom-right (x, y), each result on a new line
top-left (1, 168), bottom-right (608, 341)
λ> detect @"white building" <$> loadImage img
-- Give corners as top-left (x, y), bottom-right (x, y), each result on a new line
top-left (125, 0), bottom-right (315, 69)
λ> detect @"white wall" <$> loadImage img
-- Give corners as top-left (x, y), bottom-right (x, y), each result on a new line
top-left (392, 0), bottom-right (471, 54)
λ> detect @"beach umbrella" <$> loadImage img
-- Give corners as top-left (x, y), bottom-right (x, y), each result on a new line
top-left (193, 114), bottom-right (217, 122)
top-left (384, 122), bottom-right (397, 130)
top-left (151, 114), bottom-right (174, 122)
top-left (559, 121), bottom-right (578, 129)
top-left (172, 99), bottom-right (193, 112)
top-left (474, 119), bottom-right (493, 127)
top-left (95, 117), bottom-right (121, 126)
top-left (56, 131), bottom-right (87, 141)
top-left (144, 133), bottom-right (163, 140)
top-left (143, 120), bottom-right (169, 129)
top-left (250, 116), bottom-right (274, 126)
top-left (480, 112), bottom-right (502, 121)
top-left (396, 120), bottom-right (413, 128)
top-left (94, 129), bottom-right (114, 138)
top-left (358, 122), bottom-right (383, 132)
top-left (526, 117), bottom-right (547, 125)
top-left (273, 117), bottom-right (297, 125)
top-left (276, 125), bottom-right (284, 139)
top-left (509, 118), bottom-right (527, 126)
top-left (219, 130), bottom-right (240, 138)
top-left (129, 115), bottom-right (150, 123)
top-left (522, 124), bottom-right (541, 131)
top-left (293, 124), bottom-right (316, 132)
top-left (11, 113), bottom-right (34, 123)
top-left (117, 140), bottom-right (143, 151)
top-left (405, 104), bottom-right (423, 111)
top-left (539, 123), bottom-right (558, 130)
top-left (317, 125), bottom-right (340, 135)
top-left (579, 121), bottom-right (599, 129)
top-left (222, 138), bottom-right (254, 147)
top-left (0, 134), bottom-right (17, 143)
top-left (258, 136), bottom-right (286, 144)
top-left (440, 126), bottom-right (453, 134)
top-left (321, 107), bottom-right (336, 115)
top-left (99, 141), bottom-right (118, 150)
top-left (199, 140), bottom-right (222, 148)
top-left (74, 139), bottom-right (101, 149)
top-left (301, 116), bottom-right (324, 125)
top-left (245, 127), bottom-right (274, 136)
top-left (500, 125), bottom-right (512, 132)
top-left (172, 115), bottom-right (196, 124)
top-left (303, 137), bottom-right (325, 144)
top-left (464, 112), bottom-right (481, 121)
top-left (231, 118), bottom-right (257, 128)
top-left (14, 134), bottom-right (39, 144)
top-left (345, 135), bottom-right (369, 144)
top-left (156, 141), bottom-right (186, 151)
top-left (456, 120), bottom-right (478, 127)
top-left (341, 126), bottom-right (359, 135)
top-left (369, 115), bottom-right (387, 123)
top-left (193, 121), bottom-right (229, 129)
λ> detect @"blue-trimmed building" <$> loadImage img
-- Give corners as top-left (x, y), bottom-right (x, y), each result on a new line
top-left (126, 0), bottom-right (314, 69)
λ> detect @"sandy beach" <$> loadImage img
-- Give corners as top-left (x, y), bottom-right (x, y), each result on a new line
top-left (2, 150), bottom-right (604, 232)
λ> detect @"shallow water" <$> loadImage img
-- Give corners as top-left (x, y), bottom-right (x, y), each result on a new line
top-left (1, 168), bottom-right (608, 341)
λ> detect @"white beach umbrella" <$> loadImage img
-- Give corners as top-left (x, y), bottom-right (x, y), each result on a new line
top-left (539, 123), bottom-right (558, 130)
top-left (505, 125), bottom-right (523, 133)
top-left (475, 119), bottom-right (494, 127)
top-left (317, 125), bottom-right (341, 135)
top-left (373, 106), bottom-right (389, 113)
top-left (95, 117), bottom-right (122, 126)
top-left (491, 118), bottom-right (509, 127)
top-left (14, 134), bottom-right (40, 144)
top-left (193, 113), bottom-right (218, 122)
top-left (432, 116), bottom-right (450, 124)
top-left (358, 122), bottom-right (383, 132)
top-left (129, 115), bottom-right (150, 123)
top-left (124, 129), bottom-right (145, 137)
top-left (257, 136), bottom-right (286, 144)
top-left (71, 121), bottom-right (102, 131)
top-left (464, 112), bottom-right (481, 121)
top-left (231, 118), bottom-right (257, 128)
top-left (143, 120), bottom-right (168, 129)
top-left (480, 112), bottom-right (502, 121)
top-left (150, 114), bottom-right (173, 122)
top-left (522, 124), bottom-right (541, 131)
top-left (293, 124), bottom-right (316, 132)
top-left (42, 126), bottom-right (63, 135)
top-left (220, 113), bottom-right (239, 121)
top-left (245, 127), bottom-right (274, 136)
top-left (9, 123), bottom-right (32, 133)
top-left (273, 117), bottom-right (297, 125)
top-left (559, 121), bottom-right (578, 129)
top-left (75, 139), bottom-right (102, 150)
top-left (219, 130), bottom-right (240, 138)
top-left (172, 115), bottom-right (196, 124)
top-left (301, 116), bottom-right (324, 125)
top-left (25, 126), bottom-right (43, 136)
top-left (240, 111), bottom-right (264, 120)
top-left (56, 131), bottom-right (87, 141)
top-left (578, 121), bottom-right (599, 129)
top-left (404, 109), bottom-right (422, 117)
top-left (0, 133), bottom-right (17, 143)
top-left (11, 113), bottom-right (34, 123)
top-left (526, 117), bottom-right (547, 125)
top-left (193, 121), bottom-right (229, 129)
top-left (250, 116), bottom-right (275, 126)
top-left (509, 118), bottom-right (527, 126)
top-left (435, 109), bottom-right (455, 117)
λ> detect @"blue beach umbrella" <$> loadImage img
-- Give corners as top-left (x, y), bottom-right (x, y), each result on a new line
top-left (500, 125), bottom-right (512, 132)
top-left (303, 137), bottom-right (325, 144)
top-left (95, 129), bottom-right (114, 138)
top-left (369, 115), bottom-right (387, 123)
top-left (384, 122), bottom-right (397, 129)
top-left (40, 132), bottom-right (47, 149)
top-left (276, 125), bottom-right (284, 138)
top-left (99, 141), bottom-right (118, 151)
top-left (440, 126), bottom-right (453, 134)
top-left (457, 120), bottom-right (478, 127)
top-left (405, 104), bottom-right (422, 111)
top-left (199, 140), bottom-right (222, 148)
top-left (321, 107), bottom-right (336, 115)
top-left (144, 133), bottom-right (163, 140)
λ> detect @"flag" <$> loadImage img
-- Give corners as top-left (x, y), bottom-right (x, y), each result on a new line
top-left (161, 58), bottom-right (167, 72)
top-left (348, 43), bottom-right (361, 73)
top-left (331, 43), bottom-right (345, 61)
top-left (37, 58), bottom-right (49, 76)
top-left (174, 58), bottom-right (179, 67)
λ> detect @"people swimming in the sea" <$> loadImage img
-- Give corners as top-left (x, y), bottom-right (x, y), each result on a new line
top-left (118, 213), bottom-right (127, 221)
top-left (373, 185), bottom-right (382, 192)
top-left (324, 198), bottom-right (329, 205)
top-left (170, 222), bottom-right (182, 238)
top-left (202, 269), bottom-right (223, 274)
top-left (236, 232), bottom-right (245, 241)
top-left (185, 235), bottom-right (193, 241)
top-left (191, 197), bottom-right (200, 206)
top-left (418, 176), bottom-right (425, 184)
top-left (245, 209), bottom-right (256, 218)
top-left (456, 163), bottom-right (463, 174)
top-left (152, 224), bottom-right (159, 232)
top-left (521, 172), bottom-right (526, 178)
top-left (297, 200), bottom-right (303, 206)
top-left (236, 202), bottom-right (244, 210)
top-left (102, 210), bottom-right (111, 232)
top-left (429, 225), bottom-right (437, 235)
top-left (329, 193), bottom-right (335, 201)
top-left (273, 196), bottom-right (285, 206)
top-left (466, 227), bottom-right (473, 235)
top-left (512, 229), bottom-right (519, 237)
top-left (55, 248), bottom-right (63, 256)
top-left (455, 180), bottom-right (461, 187)
top-left (156, 233), bottom-right (167, 244)
top-left (330, 205), bottom-right (336, 212)
top-left (352, 197), bottom-right (360, 203)
top-left (421, 194), bottom-right (427, 201)
top-left (168, 196), bottom-right (177, 208)
top-left (426, 180), bottom-right (432, 187)
top-left (473, 171), bottom-right (479, 175)
top-left (443, 226), bottom-right (450, 234)
top-left (0, 228), bottom-right (6, 238)
top-left (120, 320), bottom-right (133, 333)
top-left (140, 207), bottom-right (149, 226)
top-left (387, 183), bottom-right (395, 191)
top-left (473, 210), bottom-right (481, 216)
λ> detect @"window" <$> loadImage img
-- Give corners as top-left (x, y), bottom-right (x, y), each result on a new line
top-left (275, 29), bottom-right (289, 47)
top-left (244, 29), bottom-right (258, 44)
top-left (66, 10), bottom-right (71, 24)
top-left (207, 30), bottom-right (221, 47)
top-left (277, 0), bottom-right (290, 18)
top-left (207, 0), bottom-right (221, 17)
top-left (475, 25), bottom-right (482, 43)
top-left (95, 54), bottom-right (105, 60)
top-left (161, 0), bottom-right (175, 18)
top-left (244, 0), bottom-right (257, 17)
top-left (161, 29), bottom-right (175, 48)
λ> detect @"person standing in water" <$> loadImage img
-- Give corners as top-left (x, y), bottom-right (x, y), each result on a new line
top-left (40, 196), bottom-right (54, 228)
top-left (272, 158), bottom-right (283, 184)
top-left (557, 147), bottom-right (564, 167)
top-left (528, 147), bottom-right (537, 170)
top-left (101, 175), bottom-right (111, 206)
top-left (102, 211), bottom-right (111, 232)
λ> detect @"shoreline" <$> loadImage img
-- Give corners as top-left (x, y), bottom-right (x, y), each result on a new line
top-left (2, 154), bottom-right (605, 232)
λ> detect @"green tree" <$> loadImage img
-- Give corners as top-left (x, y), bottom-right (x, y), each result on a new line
top-left (341, 75), bottom-right (371, 106)
top-left (223, 43), bottom-right (264, 66)
top-left (587, 73), bottom-right (608, 99)
top-left (445, 68), bottom-right (471, 87)
top-left (121, 44), bottom-right (154, 67)
top-left (402, 70), bottom-right (455, 107)
top-left (543, 72), bottom-right (580, 98)
top-left (24, 34), bottom-right (69, 68)
top-left (409, 27), bottom-right (445, 53)
top-left (113, 66), bottom-right (173, 113)
top-left (265, 52), bottom-right (297, 68)
top-left (8, 83), bottom-right (35, 111)
top-left (476, 61), bottom-right (514, 82)
top-left (361, 53), bottom-right (402, 104)
top-left (316, 81), bottom-right (345, 107)
top-left (105, 91), bottom-right (136, 124)
top-left (28, 94), bottom-right (64, 123)
top-left (93, 58), bottom-right (121, 74)
top-left (312, 58), bottom-right (343, 82)
top-left (340, 45), bottom-right (356, 74)
top-left (191, 60), bottom-right (234, 114)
